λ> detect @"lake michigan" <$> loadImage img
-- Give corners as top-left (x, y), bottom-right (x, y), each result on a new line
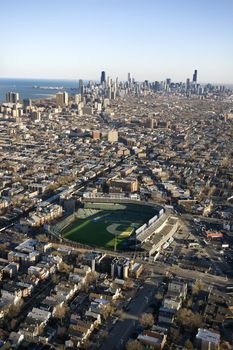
top-left (0, 78), bottom-right (82, 102)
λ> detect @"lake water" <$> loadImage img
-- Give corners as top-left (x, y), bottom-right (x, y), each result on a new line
top-left (0, 78), bottom-right (82, 102)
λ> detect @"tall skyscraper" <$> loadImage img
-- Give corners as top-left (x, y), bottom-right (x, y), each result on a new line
top-left (6, 92), bottom-right (19, 103)
top-left (56, 92), bottom-right (68, 107)
top-left (100, 71), bottom-right (106, 85)
top-left (128, 72), bottom-right (131, 83)
top-left (79, 79), bottom-right (84, 96)
top-left (192, 69), bottom-right (198, 83)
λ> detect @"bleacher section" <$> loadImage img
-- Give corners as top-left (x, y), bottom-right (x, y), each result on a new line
top-left (77, 208), bottom-right (100, 219)
top-left (141, 216), bottom-right (179, 256)
top-left (84, 202), bottom-right (126, 211)
top-left (49, 208), bottom-right (102, 236)
top-left (136, 212), bottom-right (169, 243)
top-left (50, 213), bottom-right (78, 236)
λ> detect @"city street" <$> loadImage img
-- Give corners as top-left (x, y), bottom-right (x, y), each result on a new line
top-left (100, 279), bottom-right (157, 350)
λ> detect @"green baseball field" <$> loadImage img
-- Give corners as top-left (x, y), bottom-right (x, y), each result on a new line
top-left (62, 205), bottom-right (154, 250)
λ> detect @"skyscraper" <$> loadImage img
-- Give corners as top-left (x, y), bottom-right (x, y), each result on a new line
top-left (56, 92), bottom-right (68, 107)
top-left (6, 92), bottom-right (19, 103)
top-left (128, 72), bottom-right (131, 83)
top-left (100, 71), bottom-right (106, 85)
top-left (192, 69), bottom-right (198, 83)
top-left (79, 79), bottom-right (84, 96)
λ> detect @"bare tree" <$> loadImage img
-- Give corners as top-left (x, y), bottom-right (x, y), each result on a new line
top-left (54, 303), bottom-right (68, 325)
top-left (184, 339), bottom-right (194, 350)
top-left (139, 313), bottom-right (154, 328)
top-left (126, 339), bottom-right (145, 350)
top-left (101, 303), bottom-right (115, 320)
top-left (219, 342), bottom-right (233, 350)
top-left (177, 308), bottom-right (202, 329)
top-left (86, 271), bottom-right (98, 285)
top-left (36, 233), bottom-right (49, 242)
top-left (8, 299), bottom-right (24, 318)
top-left (59, 261), bottom-right (73, 273)
top-left (192, 280), bottom-right (202, 295)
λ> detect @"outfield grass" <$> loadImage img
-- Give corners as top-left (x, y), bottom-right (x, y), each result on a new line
top-left (63, 207), bottom-right (152, 249)
top-left (64, 218), bottom-right (129, 249)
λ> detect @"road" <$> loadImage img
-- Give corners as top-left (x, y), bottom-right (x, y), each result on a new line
top-left (147, 259), bottom-right (232, 288)
top-left (99, 279), bottom-right (157, 350)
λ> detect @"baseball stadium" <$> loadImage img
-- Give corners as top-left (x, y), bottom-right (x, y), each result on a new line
top-left (52, 200), bottom-right (163, 251)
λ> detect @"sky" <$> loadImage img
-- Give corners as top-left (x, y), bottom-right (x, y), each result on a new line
top-left (1, 0), bottom-right (233, 83)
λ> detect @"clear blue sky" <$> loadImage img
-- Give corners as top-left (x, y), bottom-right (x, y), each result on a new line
top-left (1, 0), bottom-right (233, 83)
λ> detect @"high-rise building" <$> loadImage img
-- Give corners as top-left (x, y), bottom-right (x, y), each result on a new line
top-left (107, 86), bottom-right (112, 99)
top-left (106, 76), bottom-right (111, 87)
top-left (128, 72), bottom-right (131, 83)
top-left (79, 79), bottom-right (84, 96)
top-left (6, 92), bottom-right (19, 103)
top-left (56, 92), bottom-right (68, 107)
top-left (74, 94), bottom-right (81, 104)
top-left (100, 71), bottom-right (106, 85)
top-left (193, 69), bottom-right (198, 83)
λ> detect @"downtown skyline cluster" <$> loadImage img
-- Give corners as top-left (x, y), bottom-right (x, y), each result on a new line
top-left (3, 68), bottom-right (232, 107)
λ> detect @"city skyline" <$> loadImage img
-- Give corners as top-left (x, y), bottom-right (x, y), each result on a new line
top-left (1, 0), bottom-right (233, 84)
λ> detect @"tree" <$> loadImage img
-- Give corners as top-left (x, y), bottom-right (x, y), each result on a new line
top-left (36, 233), bottom-right (49, 242)
top-left (192, 280), bottom-right (202, 295)
top-left (51, 273), bottom-right (60, 284)
top-left (85, 271), bottom-right (98, 285)
top-left (101, 303), bottom-right (115, 320)
top-left (177, 308), bottom-right (202, 329)
top-left (8, 299), bottom-right (24, 318)
top-left (54, 303), bottom-right (68, 323)
top-left (126, 339), bottom-right (145, 350)
top-left (184, 339), bottom-right (194, 350)
top-left (58, 261), bottom-right (72, 273)
top-left (220, 342), bottom-right (233, 350)
top-left (139, 313), bottom-right (154, 328)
